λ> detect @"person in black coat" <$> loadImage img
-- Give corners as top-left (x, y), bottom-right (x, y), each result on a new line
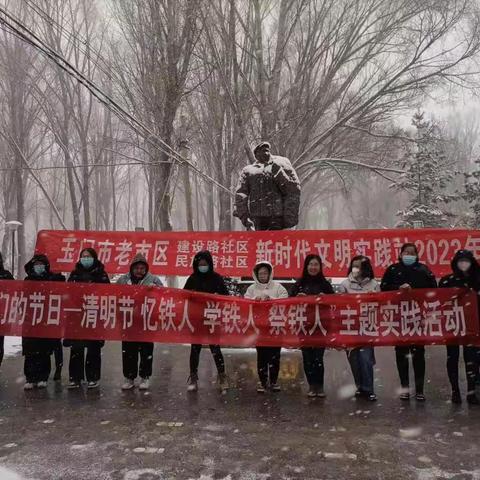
top-left (23, 254), bottom-right (65, 390)
top-left (184, 251), bottom-right (229, 393)
top-left (65, 248), bottom-right (109, 389)
top-left (0, 252), bottom-right (14, 368)
top-left (439, 250), bottom-right (480, 405)
top-left (290, 254), bottom-right (334, 398)
top-left (381, 242), bottom-right (437, 402)
top-left (0, 252), bottom-right (14, 282)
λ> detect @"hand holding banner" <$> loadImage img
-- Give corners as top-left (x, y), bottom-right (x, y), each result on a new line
top-left (0, 281), bottom-right (477, 348)
top-left (35, 229), bottom-right (480, 278)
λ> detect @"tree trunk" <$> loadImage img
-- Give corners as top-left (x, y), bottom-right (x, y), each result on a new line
top-left (62, 141), bottom-right (80, 229)
top-left (152, 116), bottom-right (175, 231)
top-left (253, 0), bottom-right (268, 139)
top-left (182, 159), bottom-right (194, 231)
top-left (111, 164), bottom-right (116, 230)
top-left (55, 94), bottom-right (80, 229)
top-left (81, 137), bottom-right (91, 230)
top-left (14, 162), bottom-right (26, 278)
top-left (178, 116), bottom-right (194, 231)
top-left (206, 175), bottom-right (215, 231)
top-left (218, 189), bottom-right (232, 231)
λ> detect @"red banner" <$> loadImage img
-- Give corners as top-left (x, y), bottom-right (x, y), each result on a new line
top-left (0, 281), bottom-right (477, 347)
top-left (35, 229), bottom-right (480, 278)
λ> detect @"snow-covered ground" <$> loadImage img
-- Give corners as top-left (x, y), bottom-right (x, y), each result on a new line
top-left (0, 467), bottom-right (27, 480)
top-left (1, 343), bottom-right (480, 479)
top-left (3, 336), bottom-right (21, 357)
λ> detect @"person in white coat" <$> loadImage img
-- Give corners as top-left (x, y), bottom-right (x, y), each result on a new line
top-left (338, 255), bottom-right (379, 401)
top-left (244, 261), bottom-right (288, 393)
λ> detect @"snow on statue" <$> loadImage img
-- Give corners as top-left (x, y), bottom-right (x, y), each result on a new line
top-left (233, 141), bottom-right (301, 231)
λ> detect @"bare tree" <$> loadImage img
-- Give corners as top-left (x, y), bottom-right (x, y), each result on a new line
top-left (197, 0), bottom-right (480, 228)
top-left (1, 0), bottom-right (479, 241)
top-left (0, 2), bottom-right (46, 274)
top-left (112, 0), bottom-right (201, 231)
top-left (31, 0), bottom-right (113, 230)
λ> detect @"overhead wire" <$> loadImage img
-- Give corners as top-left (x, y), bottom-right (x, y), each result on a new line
top-left (0, 160), bottom-right (171, 172)
top-left (0, 4), bottom-right (234, 197)
top-left (22, 0), bottom-right (124, 91)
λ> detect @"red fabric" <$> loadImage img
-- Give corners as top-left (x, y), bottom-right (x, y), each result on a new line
top-left (0, 281), bottom-right (477, 347)
top-left (35, 228), bottom-right (480, 277)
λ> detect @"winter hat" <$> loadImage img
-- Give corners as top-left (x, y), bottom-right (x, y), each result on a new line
top-left (253, 141), bottom-right (271, 155)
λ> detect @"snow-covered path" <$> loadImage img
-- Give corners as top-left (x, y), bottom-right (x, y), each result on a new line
top-left (0, 343), bottom-right (479, 480)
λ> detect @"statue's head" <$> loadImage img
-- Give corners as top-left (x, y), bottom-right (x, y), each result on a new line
top-left (253, 141), bottom-right (271, 163)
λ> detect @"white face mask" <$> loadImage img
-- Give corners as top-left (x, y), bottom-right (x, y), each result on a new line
top-left (351, 267), bottom-right (361, 277)
top-left (457, 260), bottom-right (471, 273)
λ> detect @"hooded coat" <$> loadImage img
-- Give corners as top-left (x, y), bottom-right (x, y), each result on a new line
top-left (116, 253), bottom-right (164, 287)
top-left (24, 254), bottom-right (65, 283)
top-left (23, 254), bottom-right (65, 355)
top-left (244, 261), bottom-right (288, 300)
top-left (290, 255), bottom-right (334, 297)
top-left (0, 252), bottom-right (13, 280)
top-left (439, 250), bottom-right (480, 291)
top-left (183, 251), bottom-right (229, 295)
top-left (65, 249), bottom-right (109, 348)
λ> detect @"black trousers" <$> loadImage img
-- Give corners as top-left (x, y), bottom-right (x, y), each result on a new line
top-left (256, 347), bottom-right (281, 386)
top-left (0, 336), bottom-right (4, 367)
top-left (24, 353), bottom-right (51, 383)
top-left (302, 347), bottom-right (325, 388)
top-left (395, 345), bottom-right (425, 394)
top-left (122, 341), bottom-right (154, 379)
top-left (447, 345), bottom-right (479, 394)
top-left (69, 342), bottom-right (102, 383)
top-left (190, 344), bottom-right (225, 376)
top-left (252, 216), bottom-right (284, 231)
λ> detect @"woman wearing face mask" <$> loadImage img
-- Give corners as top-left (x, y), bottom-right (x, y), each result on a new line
top-left (23, 254), bottom-right (65, 390)
top-left (184, 251), bottom-right (229, 393)
top-left (338, 256), bottom-right (379, 401)
top-left (381, 243), bottom-right (437, 401)
top-left (290, 254), bottom-right (333, 397)
top-left (439, 250), bottom-right (480, 405)
top-left (245, 261), bottom-right (288, 393)
top-left (65, 248), bottom-right (110, 389)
